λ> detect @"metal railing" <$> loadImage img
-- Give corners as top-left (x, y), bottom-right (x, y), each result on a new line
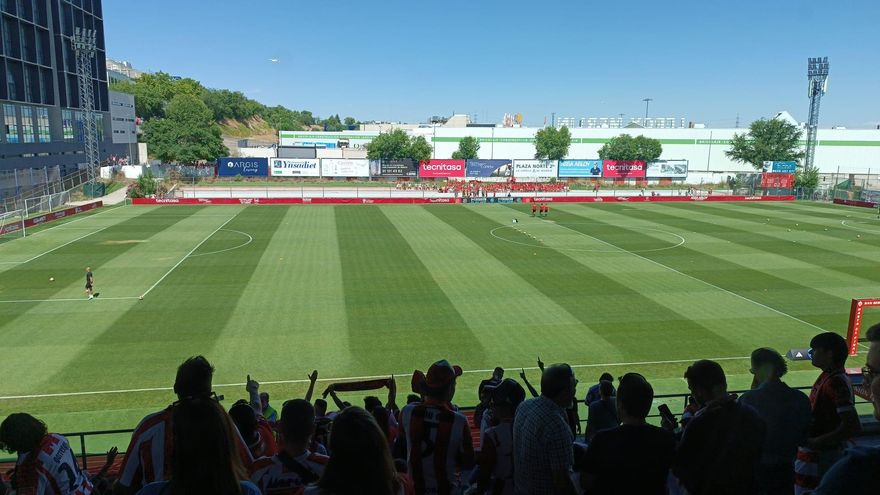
top-left (27, 385), bottom-right (876, 471)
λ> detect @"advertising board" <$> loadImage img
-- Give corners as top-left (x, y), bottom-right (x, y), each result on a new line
top-left (217, 157), bottom-right (269, 177)
top-left (320, 159), bottom-right (370, 177)
top-left (370, 159), bottom-right (418, 177)
top-left (646, 160), bottom-right (688, 178)
top-left (419, 160), bottom-right (466, 178)
top-left (558, 159), bottom-right (603, 178)
top-left (762, 161), bottom-right (798, 173)
top-left (760, 173), bottom-right (794, 189)
top-left (602, 160), bottom-right (646, 178)
top-left (465, 159), bottom-right (513, 177)
top-left (513, 160), bottom-right (559, 179)
top-left (270, 159), bottom-right (320, 177)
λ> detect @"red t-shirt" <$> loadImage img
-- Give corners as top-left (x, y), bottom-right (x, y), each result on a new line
top-left (808, 368), bottom-right (855, 438)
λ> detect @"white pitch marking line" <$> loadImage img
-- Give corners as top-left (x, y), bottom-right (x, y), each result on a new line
top-left (189, 229), bottom-right (253, 258)
top-left (138, 208), bottom-right (246, 299)
top-left (0, 296), bottom-right (140, 304)
top-left (548, 220), bottom-right (831, 334)
top-left (0, 355), bottom-right (757, 401)
top-left (24, 203), bottom-right (129, 237)
top-left (0, 227), bottom-right (110, 265)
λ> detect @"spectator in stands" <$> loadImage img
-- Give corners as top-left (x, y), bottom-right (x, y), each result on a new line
top-left (584, 373), bottom-right (615, 406)
top-left (474, 378), bottom-right (526, 495)
top-left (260, 393), bottom-right (278, 424)
top-left (581, 373), bottom-right (674, 494)
top-left (513, 363), bottom-right (579, 495)
top-left (306, 407), bottom-right (412, 495)
top-left (116, 356), bottom-right (255, 495)
top-left (585, 380), bottom-right (618, 441)
top-left (137, 397), bottom-right (260, 495)
top-left (795, 332), bottom-right (862, 493)
top-left (251, 399), bottom-right (329, 494)
top-left (401, 359), bottom-right (474, 495)
top-left (475, 367), bottom-right (505, 431)
top-left (670, 359), bottom-right (766, 495)
top-left (738, 348), bottom-right (811, 495)
top-left (0, 413), bottom-right (104, 495)
top-left (230, 400), bottom-right (278, 459)
top-left (815, 323), bottom-right (880, 494)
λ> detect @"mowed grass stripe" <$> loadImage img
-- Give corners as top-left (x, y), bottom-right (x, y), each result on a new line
top-left (383, 205), bottom-right (622, 366)
top-left (29, 207), bottom-right (289, 402)
top-left (429, 205), bottom-right (737, 360)
top-left (568, 203), bottom-right (852, 333)
top-left (209, 206), bottom-right (355, 382)
top-left (653, 202), bottom-right (880, 282)
top-left (732, 202), bottom-right (880, 249)
top-left (334, 206), bottom-right (485, 369)
top-left (0, 207), bottom-right (200, 323)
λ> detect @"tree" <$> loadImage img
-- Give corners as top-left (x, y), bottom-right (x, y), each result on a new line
top-left (726, 119), bottom-right (805, 170)
top-left (366, 129), bottom-right (432, 161)
top-left (322, 114), bottom-right (345, 131)
top-left (109, 72), bottom-right (177, 121)
top-left (598, 134), bottom-right (663, 162)
top-left (451, 136), bottom-right (480, 160)
top-left (534, 126), bottom-right (571, 160)
top-left (144, 94), bottom-right (228, 164)
top-left (344, 117), bottom-right (358, 129)
top-left (796, 167), bottom-right (819, 189)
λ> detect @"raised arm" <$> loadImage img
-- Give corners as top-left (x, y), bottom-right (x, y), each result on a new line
top-left (304, 370), bottom-right (318, 402)
top-left (519, 368), bottom-right (539, 398)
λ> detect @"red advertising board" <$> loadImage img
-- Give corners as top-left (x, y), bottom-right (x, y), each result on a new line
top-left (602, 160), bottom-right (646, 178)
top-left (133, 196), bottom-right (794, 206)
top-left (761, 173), bottom-right (794, 189)
top-left (419, 160), bottom-right (466, 178)
top-left (846, 298), bottom-right (880, 356)
top-left (833, 198), bottom-right (877, 208)
top-left (0, 201), bottom-right (103, 235)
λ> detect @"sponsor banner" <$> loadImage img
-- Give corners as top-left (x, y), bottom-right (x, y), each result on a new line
top-left (833, 198), bottom-right (877, 208)
top-left (513, 160), bottom-right (559, 178)
top-left (558, 159), bottom-right (603, 178)
top-left (0, 201), bottom-right (102, 235)
top-left (370, 159), bottom-right (418, 177)
top-left (602, 160), bottom-right (646, 178)
top-left (320, 159), bottom-right (370, 177)
top-left (419, 159), bottom-right (466, 178)
top-left (217, 157), bottom-right (269, 177)
top-left (761, 173), bottom-right (794, 189)
top-left (270, 158), bottom-right (320, 177)
top-left (133, 196), bottom-right (794, 206)
top-left (132, 198), bottom-right (464, 205)
top-left (762, 161), bottom-right (798, 173)
top-left (465, 159), bottom-right (513, 178)
top-left (646, 160), bottom-right (689, 178)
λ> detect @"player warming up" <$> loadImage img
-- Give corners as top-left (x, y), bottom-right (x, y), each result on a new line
top-left (531, 202), bottom-right (538, 217)
top-left (85, 267), bottom-right (99, 300)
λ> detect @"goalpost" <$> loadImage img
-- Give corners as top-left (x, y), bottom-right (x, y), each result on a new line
top-left (846, 298), bottom-right (880, 356)
top-left (0, 206), bottom-right (25, 240)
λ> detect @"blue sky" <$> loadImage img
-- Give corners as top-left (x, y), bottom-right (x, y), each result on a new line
top-left (103, 0), bottom-right (880, 128)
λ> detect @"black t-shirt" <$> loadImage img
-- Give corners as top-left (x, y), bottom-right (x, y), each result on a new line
top-left (86, 272), bottom-right (93, 285)
top-left (582, 423), bottom-right (675, 495)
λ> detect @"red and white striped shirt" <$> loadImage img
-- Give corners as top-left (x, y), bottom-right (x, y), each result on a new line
top-left (250, 450), bottom-right (328, 495)
top-left (117, 407), bottom-right (256, 490)
top-left (400, 400), bottom-right (472, 495)
top-left (14, 434), bottom-right (93, 495)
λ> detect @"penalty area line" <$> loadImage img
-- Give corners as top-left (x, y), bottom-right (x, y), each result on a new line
top-left (0, 354), bottom-right (762, 401)
top-left (0, 296), bottom-right (141, 304)
top-left (0, 227), bottom-right (110, 265)
top-left (138, 208), bottom-right (246, 299)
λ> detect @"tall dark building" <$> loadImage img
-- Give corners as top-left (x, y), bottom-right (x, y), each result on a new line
top-left (0, 0), bottom-right (129, 178)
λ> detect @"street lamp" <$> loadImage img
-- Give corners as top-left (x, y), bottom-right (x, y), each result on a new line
top-left (642, 98), bottom-right (653, 121)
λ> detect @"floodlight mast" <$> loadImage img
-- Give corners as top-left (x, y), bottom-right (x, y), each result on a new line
top-left (73, 28), bottom-right (100, 191)
top-left (804, 57), bottom-right (829, 174)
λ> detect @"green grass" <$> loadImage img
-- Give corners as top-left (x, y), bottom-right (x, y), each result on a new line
top-left (0, 201), bottom-right (877, 455)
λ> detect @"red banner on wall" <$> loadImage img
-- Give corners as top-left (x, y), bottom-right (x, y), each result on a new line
top-left (0, 201), bottom-right (103, 235)
top-left (602, 160), bottom-right (646, 178)
top-left (846, 298), bottom-right (880, 356)
top-left (419, 160), bottom-right (466, 178)
top-left (761, 173), bottom-right (794, 189)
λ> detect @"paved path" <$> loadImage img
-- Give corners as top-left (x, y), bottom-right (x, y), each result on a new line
top-left (70, 187), bottom-right (128, 206)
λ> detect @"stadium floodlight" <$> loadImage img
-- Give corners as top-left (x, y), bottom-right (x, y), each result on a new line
top-left (804, 57), bottom-right (829, 175)
top-left (72, 28), bottom-right (100, 192)
top-left (642, 98), bottom-right (653, 120)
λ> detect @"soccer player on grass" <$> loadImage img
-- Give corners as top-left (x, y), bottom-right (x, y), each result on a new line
top-left (532, 203), bottom-right (538, 217)
top-left (85, 266), bottom-right (98, 300)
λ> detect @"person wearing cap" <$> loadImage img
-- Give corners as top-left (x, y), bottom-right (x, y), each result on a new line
top-left (473, 379), bottom-right (525, 495)
top-left (512, 363), bottom-right (579, 495)
top-left (400, 359), bottom-right (475, 495)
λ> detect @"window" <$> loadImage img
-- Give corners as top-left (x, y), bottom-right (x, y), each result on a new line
top-left (36, 106), bottom-right (48, 142)
top-left (95, 112), bottom-right (103, 141)
top-left (20, 105), bottom-right (34, 142)
top-left (74, 110), bottom-right (83, 142)
top-left (4, 104), bottom-right (19, 143)
top-left (62, 109), bottom-right (73, 141)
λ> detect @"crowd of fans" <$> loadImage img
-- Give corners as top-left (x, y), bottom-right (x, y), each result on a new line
top-left (1, 326), bottom-right (878, 494)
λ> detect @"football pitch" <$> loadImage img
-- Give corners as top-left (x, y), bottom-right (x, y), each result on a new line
top-left (0, 201), bottom-right (878, 441)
